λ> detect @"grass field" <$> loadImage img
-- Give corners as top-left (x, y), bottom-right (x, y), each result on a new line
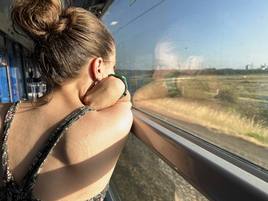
top-left (133, 74), bottom-right (268, 146)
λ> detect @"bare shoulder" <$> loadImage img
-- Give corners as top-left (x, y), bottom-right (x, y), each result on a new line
top-left (97, 101), bottom-right (133, 134)
top-left (84, 101), bottom-right (133, 138)
top-left (46, 102), bottom-right (133, 200)
top-left (64, 101), bottom-right (133, 164)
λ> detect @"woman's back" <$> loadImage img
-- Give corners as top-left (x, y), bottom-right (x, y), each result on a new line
top-left (3, 0), bottom-right (133, 199)
top-left (0, 100), bottom-right (133, 200)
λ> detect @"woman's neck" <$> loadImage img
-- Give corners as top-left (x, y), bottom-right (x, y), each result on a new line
top-left (25, 83), bottom-right (88, 110)
top-left (51, 85), bottom-right (85, 107)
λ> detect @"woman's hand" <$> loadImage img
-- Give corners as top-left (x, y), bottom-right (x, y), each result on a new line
top-left (82, 76), bottom-right (131, 110)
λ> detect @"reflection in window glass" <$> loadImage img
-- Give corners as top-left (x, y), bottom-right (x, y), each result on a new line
top-left (103, 0), bottom-right (268, 169)
top-left (111, 134), bottom-right (208, 201)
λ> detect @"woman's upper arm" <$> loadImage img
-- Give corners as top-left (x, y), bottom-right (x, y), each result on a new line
top-left (51, 102), bottom-right (133, 200)
top-left (97, 101), bottom-right (133, 136)
top-left (65, 101), bottom-right (133, 165)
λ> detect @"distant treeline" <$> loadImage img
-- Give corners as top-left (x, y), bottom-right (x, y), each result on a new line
top-left (117, 68), bottom-right (268, 78)
top-left (172, 68), bottom-right (268, 76)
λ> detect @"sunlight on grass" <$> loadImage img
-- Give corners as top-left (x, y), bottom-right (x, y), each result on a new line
top-left (134, 97), bottom-right (268, 147)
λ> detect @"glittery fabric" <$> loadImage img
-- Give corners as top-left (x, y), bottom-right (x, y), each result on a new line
top-left (0, 100), bottom-right (109, 201)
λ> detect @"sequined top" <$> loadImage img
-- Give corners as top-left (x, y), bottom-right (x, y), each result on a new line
top-left (0, 100), bottom-right (109, 201)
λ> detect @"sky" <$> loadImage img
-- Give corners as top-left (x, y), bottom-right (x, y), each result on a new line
top-left (102, 0), bottom-right (268, 70)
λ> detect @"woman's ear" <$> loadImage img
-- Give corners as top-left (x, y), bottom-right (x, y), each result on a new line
top-left (89, 57), bottom-right (104, 81)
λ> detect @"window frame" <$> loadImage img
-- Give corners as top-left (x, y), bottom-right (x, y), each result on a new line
top-left (130, 107), bottom-right (268, 201)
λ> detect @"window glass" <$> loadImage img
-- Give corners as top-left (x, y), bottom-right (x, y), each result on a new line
top-left (103, 0), bottom-right (268, 169)
top-left (0, 62), bottom-right (9, 102)
top-left (13, 44), bottom-right (26, 99)
top-left (4, 39), bottom-right (28, 101)
top-left (0, 35), bottom-right (10, 103)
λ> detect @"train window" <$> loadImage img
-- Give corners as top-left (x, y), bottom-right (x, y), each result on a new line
top-left (6, 40), bottom-right (21, 101)
top-left (103, 0), bottom-right (268, 170)
top-left (13, 44), bottom-right (26, 99)
top-left (111, 134), bottom-right (208, 201)
top-left (0, 63), bottom-right (9, 103)
top-left (0, 34), bottom-right (9, 103)
top-left (0, 33), bottom-right (28, 102)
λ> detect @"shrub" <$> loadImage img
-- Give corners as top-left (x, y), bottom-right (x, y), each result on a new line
top-left (215, 88), bottom-right (238, 103)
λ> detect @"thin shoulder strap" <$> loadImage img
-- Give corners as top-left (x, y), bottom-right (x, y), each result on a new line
top-left (1, 100), bottom-right (20, 184)
top-left (22, 104), bottom-right (94, 192)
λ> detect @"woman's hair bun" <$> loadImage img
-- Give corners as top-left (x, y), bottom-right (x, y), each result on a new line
top-left (11, 0), bottom-right (115, 100)
top-left (11, 0), bottom-right (69, 41)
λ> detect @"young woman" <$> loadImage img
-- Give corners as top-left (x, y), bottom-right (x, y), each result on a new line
top-left (0, 0), bottom-right (133, 200)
